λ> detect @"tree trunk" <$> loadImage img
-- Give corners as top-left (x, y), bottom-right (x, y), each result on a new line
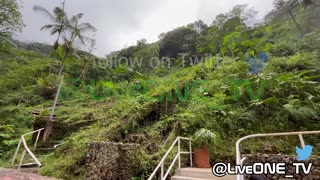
top-left (43, 75), bottom-right (64, 142)
top-left (62, 0), bottom-right (66, 11)
top-left (80, 60), bottom-right (89, 92)
top-left (58, 61), bottom-right (65, 76)
top-left (288, 9), bottom-right (304, 37)
top-left (58, 52), bottom-right (68, 76)
top-left (44, 0), bottom-right (67, 142)
top-left (42, 121), bottom-right (54, 142)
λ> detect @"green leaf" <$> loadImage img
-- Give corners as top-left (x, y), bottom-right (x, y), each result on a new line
top-left (249, 50), bottom-right (255, 56)
top-left (263, 97), bottom-right (280, 105)
top-left (134, 72), bottom-right (147, 80)
top-left (56, 45), bottom-right (64, 58)
top-left (115, 65), bottom-right (128, 73)
top-left (263, 43), bottom-right (272, 52)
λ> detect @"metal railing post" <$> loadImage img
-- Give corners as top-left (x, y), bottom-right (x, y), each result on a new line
top-left (12, 128), bottom-right (45, 169)
top-left (178, 138), bottom-right (181, 169)
top-left (148, 137), bottom-right (193, 180)
top-left (11, 138), bottom-right (22, 165)
top-left (298, 134), bottom-right (305, 148)
top-left (34, 129), bottom-right (42, 151)
top-left (236, 131), bottom-right (320, 180)
top-left (18, 150), bottom-right (26, 171)
top-left (161, 162), bottom-right (164, 180)
top-left (189, 140), bottom-right (193, 167)
top-left (21, 136), bottom-right (42, 167)
top-left (236, 140), bottom-right (242, 180)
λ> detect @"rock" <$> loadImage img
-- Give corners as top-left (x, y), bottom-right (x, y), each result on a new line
top-left (313, 176), bottom-right (320, 180)
top-left (313, 169), bottom-right (320, 176)
top-left (285, 157), bottom-right (290, 164)
top-left (85, 142), bottom-right (139, 179)
top-left (244, 154), bottom-right (320, 179)
top-left (294, 175), bottom-right (301, 179)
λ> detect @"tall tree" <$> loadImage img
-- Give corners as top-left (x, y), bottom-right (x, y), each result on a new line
top-left (188, 20), bottom-right (208, 34)
top-left (81, 35), bottom-right (96, 84)
top-left (268, 0), bottom-right (304, 36)
top-left (65, 13), bottom-right (96, 45)
top-left (33, 4), bottom-right (68, 50)
top-left (159, 26), bottom-right (197, 58)
top-left (209, 5), bottom-right (256, 54)
top-left (36, 4), bottom-right (96, 141)
top-left (228, 4), bottom-right (258, 26)
top-left (34, 5), bottom-right (96, 75)
top-left (58, 12), bottom-right (96, 75)
top-left (61, 13), bottom-right (97, 83)
top-left (0, 0), bottom-right (23, 43)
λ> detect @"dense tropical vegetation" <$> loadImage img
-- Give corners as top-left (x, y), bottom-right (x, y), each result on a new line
top-left (0, 0), bottom-right (320, 179)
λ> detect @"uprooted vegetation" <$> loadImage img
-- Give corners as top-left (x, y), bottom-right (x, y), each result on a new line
top-left (1, 1), bottom-right (320, 179)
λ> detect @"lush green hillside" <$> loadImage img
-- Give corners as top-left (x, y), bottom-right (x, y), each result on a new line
top-left (1, 0), bottom-right (320, 179)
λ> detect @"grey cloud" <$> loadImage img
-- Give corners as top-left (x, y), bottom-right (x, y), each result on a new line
top-left (16, 0), bottom-right (274, 57)
top-left (17, 0), bottom-right (163, 56)
top-left (197, 0), bottom-right (274, 24)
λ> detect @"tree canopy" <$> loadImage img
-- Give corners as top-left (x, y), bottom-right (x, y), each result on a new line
top-left (0, 0), bottom-right (23, 37)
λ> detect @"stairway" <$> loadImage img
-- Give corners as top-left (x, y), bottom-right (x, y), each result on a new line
top-left (171, 168), bottom-right (235, 180)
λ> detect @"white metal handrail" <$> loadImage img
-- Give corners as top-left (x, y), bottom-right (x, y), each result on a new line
top-left (236, 130), bottom-right (320, 180)
top-left (148, 137), bottom-right (193, 180)
top-left (11, 128), bottom-right (44, 170)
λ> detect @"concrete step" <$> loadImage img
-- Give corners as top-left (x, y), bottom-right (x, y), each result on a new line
top-left (171, 175), bottom-right (235, 180)
top-left (36, 147), bottom-right (56, 151)
top-left (175, 168), bottom-right (215, 179)
top-left (173, 168), bottom-right (235, 180)
top-left (171, 175), bottom-right (216, 180)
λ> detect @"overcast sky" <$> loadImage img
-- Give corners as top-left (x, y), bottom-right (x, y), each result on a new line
top-left (15, 0), bottom-right (274, 57)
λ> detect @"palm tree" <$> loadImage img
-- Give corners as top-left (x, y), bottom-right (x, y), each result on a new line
top-left (57, 13), bottom-right (97, 75)
top-left (267, 0), bottom-right (304, 36)
top-left (36, 4), bottom-right (96, 141)
top-left (66, 13), bottom-right (96, 45)
top-left (33, 5), bottom-right (68, 50)
top-left (80, 34), bottom-right (96, 87)
top-left (34, 3), bottom-right (96, 75)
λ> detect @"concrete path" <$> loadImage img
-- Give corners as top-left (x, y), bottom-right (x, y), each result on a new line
top-left (172, 168), bottom-right (236, 180)
top-left (0, 168), bottom-right (59, 180)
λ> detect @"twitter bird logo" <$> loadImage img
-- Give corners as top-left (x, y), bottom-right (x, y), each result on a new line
top-left (296, 145), bottom-right (313, 161)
